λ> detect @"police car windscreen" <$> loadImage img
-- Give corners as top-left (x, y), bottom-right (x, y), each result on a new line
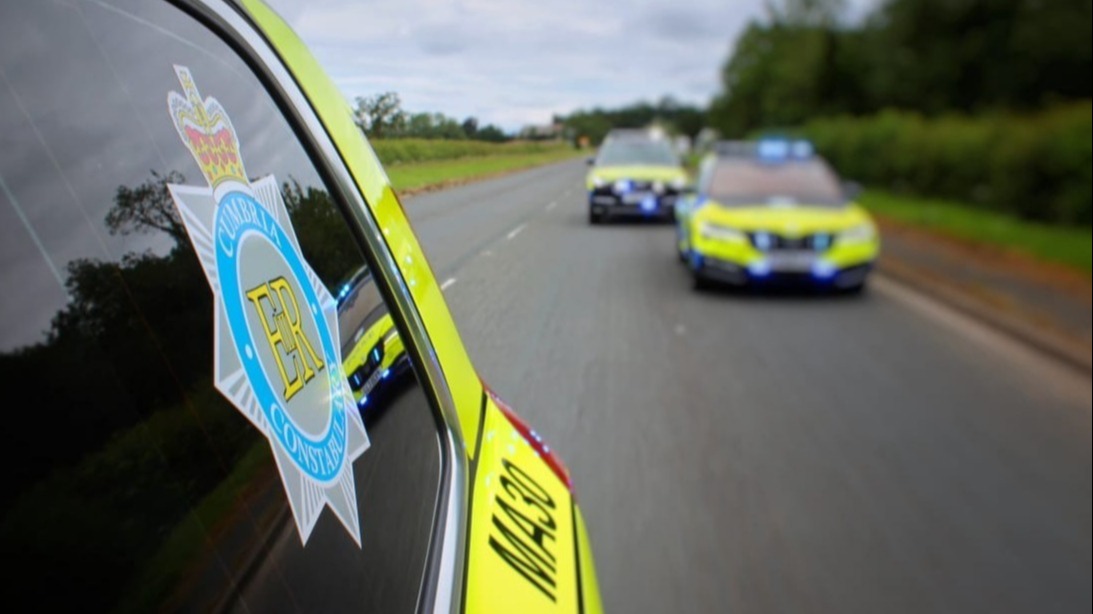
top-left (597, 140), bottom-right (679, 166)
top-left (709, 159), bottom-right (845, 206)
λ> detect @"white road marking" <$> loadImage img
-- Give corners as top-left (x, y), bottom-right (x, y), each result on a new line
top-left (545, 201), bottom-right (557, 211)
top-left (506, 223), bottom-right (527, 241)
top-left (440, 277), bottom-right (457, 291)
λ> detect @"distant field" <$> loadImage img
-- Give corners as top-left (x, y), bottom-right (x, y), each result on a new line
top-left (374, 138), bottom-right (583, 193)
top-left (861, 190), bottom-right (1092, 274)
top-left (372, 138), bottom-right (577, 165)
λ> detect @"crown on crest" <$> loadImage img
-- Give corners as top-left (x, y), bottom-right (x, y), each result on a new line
top-left (168, 66), bottom-right (247, 190)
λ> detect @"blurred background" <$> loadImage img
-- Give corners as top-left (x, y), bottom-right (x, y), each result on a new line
top-left (266, 0), bottom-right (1092, 612)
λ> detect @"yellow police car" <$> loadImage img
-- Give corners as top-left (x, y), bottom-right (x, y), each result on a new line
top-left (676, 140), bottom-right (880, 292)
top-left (587, 129), bottom-right (690, 223)
top-left (0, 1), bottom-right (601, 613)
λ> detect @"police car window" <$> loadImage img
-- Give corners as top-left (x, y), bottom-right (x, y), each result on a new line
top-left (597, 139), bottom-right (680, 166)
top-left (709, 159), bottom-right (845, 206)
top-left (0, 1), bottom-right (442, 612)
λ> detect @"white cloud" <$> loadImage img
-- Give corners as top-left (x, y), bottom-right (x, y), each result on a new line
top-left (264, 0), bottom-right (877, 131)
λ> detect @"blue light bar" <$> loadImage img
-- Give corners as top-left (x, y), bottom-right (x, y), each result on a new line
top-left (757, 140), bottom-right (790, 161)
top-left (756, 138), bottom-right (814, 163)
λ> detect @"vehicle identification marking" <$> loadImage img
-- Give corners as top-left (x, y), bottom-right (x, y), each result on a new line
top-left (165, 66), bottom-right (369, 546)
top-left (767, 250), bottom-right (816, 272)
top-left (489, 458), bottom-right (558, 602)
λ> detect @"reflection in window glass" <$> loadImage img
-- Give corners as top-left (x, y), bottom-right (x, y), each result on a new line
top-left (0, 1), bottom-right (441, 611)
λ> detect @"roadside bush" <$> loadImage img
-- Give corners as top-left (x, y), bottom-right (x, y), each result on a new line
top-left (802, 102), bottom-right (1092, 225)
top-left (371, 138), bottom-right (568, 165)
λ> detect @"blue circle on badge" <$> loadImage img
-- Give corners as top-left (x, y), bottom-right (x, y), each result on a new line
top-left (214, 191), bottom-right (346, 483)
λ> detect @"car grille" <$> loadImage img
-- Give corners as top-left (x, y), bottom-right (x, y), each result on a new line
top-left (748, 232), bottom-right (833, 251)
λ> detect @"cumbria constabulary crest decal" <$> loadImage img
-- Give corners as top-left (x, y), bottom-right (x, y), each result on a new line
top-left (165, 65), bottom-right (369, 546)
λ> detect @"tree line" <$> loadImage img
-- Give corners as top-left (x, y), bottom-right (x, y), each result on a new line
top-left (354, 91), bottom-right (509, 141)
top-left (707, 0), bottom-right (1092, 136)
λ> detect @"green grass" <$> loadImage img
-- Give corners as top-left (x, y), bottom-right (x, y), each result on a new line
top-left (860, 190), bottom-right (1092, 274)
top-left (372, 137), bottom-right (577, 165)
top-left (386, 147), bottom-right (584, 193)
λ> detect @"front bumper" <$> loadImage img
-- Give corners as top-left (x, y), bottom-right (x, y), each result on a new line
top-left (692, 252), bottom-right (874, 289)
top-left (589, 191), bottom-right (678, 218)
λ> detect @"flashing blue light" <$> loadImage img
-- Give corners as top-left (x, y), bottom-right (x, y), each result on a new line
top-left (754, 231), bottom-right (772, 251)
top-left (641, 195), bottom-right (657, 212)
top-left (614, 179), bottom-right (633, 193)
top-left (338, 284), bottom-right (351, 299)
top-left (748, 260), bottom-right (771, 277)
top-left (359, 395), bottom-right (369, 407)
top-left (371, 347), bottom-right (381, 363)
top-left (757, 139), bottom-right (790, 161)
top-left (812, 260), bottom-right (836, 279)
top-left (381, 368), bottom-right (391, 380)
top-left (757, 138), bottom-right (814, 163)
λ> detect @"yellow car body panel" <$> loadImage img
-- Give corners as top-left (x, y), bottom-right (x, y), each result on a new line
top-left (586, 164), bottom-right (688, 190)
top-left (464, 396), bottom-right (588, 614)
top-left (688, 200), bottom-right (880, 269)
top-left (243, 0), bottom-right (483, 448)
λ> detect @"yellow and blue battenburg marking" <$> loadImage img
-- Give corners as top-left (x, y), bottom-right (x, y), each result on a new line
top-left (165, 65), bottom-right (369, 546)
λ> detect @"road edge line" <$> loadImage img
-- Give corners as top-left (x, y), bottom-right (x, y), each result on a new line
top-left (876, 259), bottom-right (1092, 377)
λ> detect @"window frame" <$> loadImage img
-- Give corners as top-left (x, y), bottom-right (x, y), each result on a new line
top-left (168, 1), bottom-right (469, 611)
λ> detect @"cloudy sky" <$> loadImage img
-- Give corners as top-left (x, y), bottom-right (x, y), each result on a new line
top-left (265, 0), bottom-right (875, 132)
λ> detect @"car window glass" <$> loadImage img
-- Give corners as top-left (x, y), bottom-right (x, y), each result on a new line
top-left (0, 1), bottom-right (442, 611)
top-left (709, 159), bottom-right (845, 206)
top-left (597, 139), bottom-right (680, 166)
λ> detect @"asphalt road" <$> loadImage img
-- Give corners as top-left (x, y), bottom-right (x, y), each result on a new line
top-left (406, 158), bottom-right (1092, 614)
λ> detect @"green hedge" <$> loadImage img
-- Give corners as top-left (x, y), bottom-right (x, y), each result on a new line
top-left (370, 138), bottom-right (569, 165)
top-left (801, 102), bottom-right (1092, 225)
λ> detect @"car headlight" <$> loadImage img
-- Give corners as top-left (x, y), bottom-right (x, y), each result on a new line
top-left (699, 222), bottom-right (748, 244)
top-left (652, 181), bottom-right (665, 194)
top-left (839, 223), bottom-right (877, 244)
top-left (590, 176), bottom-right (607, 189)
top-left (670, 177), bottom-right (687, 190)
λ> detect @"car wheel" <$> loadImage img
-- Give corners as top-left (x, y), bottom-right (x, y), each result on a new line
top-left (692, 271), bottom-right (712, 291)
top-left (589, 210), bottom-right (601, 225)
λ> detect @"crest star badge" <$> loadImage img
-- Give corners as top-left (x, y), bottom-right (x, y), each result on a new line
top-left (165, 65), bottom-right (369, 546)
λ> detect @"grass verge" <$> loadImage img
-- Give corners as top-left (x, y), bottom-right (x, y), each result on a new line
top-left (860, 190), bottom-right (1091, 274)
top-left (386, 147), bottom-right (584, 194)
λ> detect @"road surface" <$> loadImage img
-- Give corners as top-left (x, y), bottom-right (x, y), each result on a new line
top-left (406, 158), bottom-right (1091, 614)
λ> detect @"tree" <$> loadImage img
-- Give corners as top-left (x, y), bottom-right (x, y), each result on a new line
top-left (353, 91), bottom-right (406, 138)
top-left (105, 170), bottom-right (188, 249)
top-left (461, 116), bottom-right (479, 138)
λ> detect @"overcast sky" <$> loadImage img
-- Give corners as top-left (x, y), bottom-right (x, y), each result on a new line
top-left (265, 0), bottom-right (876, 132)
